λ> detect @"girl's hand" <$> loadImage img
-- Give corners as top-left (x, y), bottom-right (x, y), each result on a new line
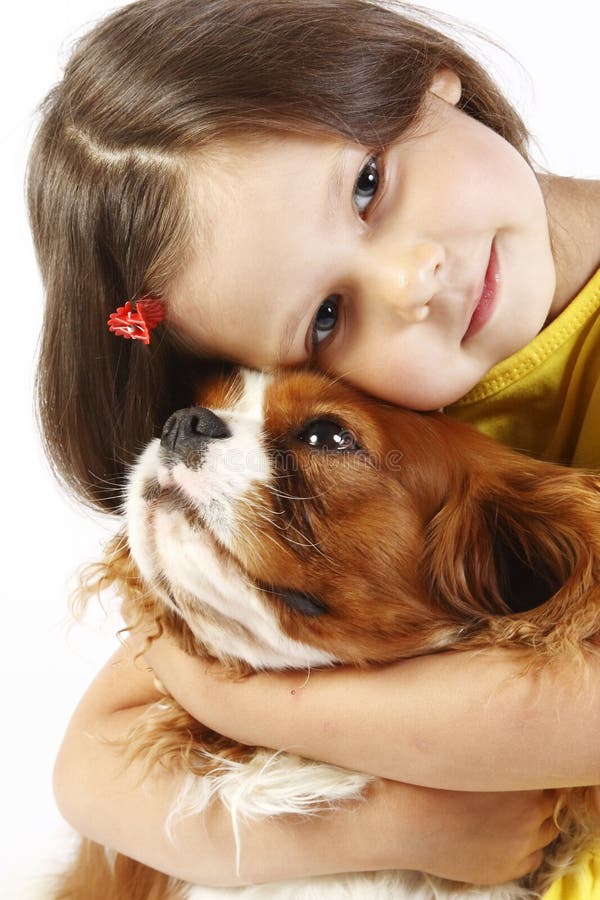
top-left (142, 632), bottom-right (600, 792)
top-left (372, 780), bottom-right (559, 885)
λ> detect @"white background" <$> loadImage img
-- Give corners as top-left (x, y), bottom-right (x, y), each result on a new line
top-left (1, 0), bottom-right (599, 893)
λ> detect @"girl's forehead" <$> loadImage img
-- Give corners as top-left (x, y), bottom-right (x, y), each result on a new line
top-left (190, 130), bottom-right (353, 182)
top-left (168, 131), bottom-right (361, 365)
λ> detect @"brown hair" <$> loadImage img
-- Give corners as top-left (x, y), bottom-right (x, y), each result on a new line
top-left (28, 0), bottom-right (530, 513)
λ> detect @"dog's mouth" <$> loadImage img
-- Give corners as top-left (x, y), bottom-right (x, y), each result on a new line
top-left (127, 436), bottom-right (238, 577)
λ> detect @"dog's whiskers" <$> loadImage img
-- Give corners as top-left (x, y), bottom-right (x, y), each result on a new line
top-left (236, 505), bottom-right (332, 563)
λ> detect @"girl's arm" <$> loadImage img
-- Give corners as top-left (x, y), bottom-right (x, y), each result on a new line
top-left (143, 636), bottom-right (600, 792)
top-left (54, 643), bottom-right (556, 887)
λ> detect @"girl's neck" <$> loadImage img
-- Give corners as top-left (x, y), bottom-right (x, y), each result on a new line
top-left (539, 173), bottom-right (600, 320)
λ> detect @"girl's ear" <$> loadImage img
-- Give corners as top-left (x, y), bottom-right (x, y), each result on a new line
top-left (428, 68), bottom-right (462, 106)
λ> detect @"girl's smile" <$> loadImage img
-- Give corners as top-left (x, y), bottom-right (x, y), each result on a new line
top-left (463, 240), bottom-right (501, 342)
top-left (170, 70), bottom-right (556, 410)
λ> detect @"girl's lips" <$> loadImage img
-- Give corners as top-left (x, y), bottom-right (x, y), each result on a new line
top-left (463, 242), bottom-right (500, 341)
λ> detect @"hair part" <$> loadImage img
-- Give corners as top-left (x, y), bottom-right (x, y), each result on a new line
top-left (28, 0), bottom-right (530, 513)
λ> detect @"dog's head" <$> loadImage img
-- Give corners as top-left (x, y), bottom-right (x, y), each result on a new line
top-left (125, 365), bottom-right (600, 669)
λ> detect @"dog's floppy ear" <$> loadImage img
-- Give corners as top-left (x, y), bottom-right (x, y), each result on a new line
top-left (422, 460), bottom-right (600, 648)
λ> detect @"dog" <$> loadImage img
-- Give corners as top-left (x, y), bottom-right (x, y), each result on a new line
top-left (56, 364), bottom-right (600, 899)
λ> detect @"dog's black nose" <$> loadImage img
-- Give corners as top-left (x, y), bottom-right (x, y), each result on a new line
top-left (160, 407), bottom-right (231, 455)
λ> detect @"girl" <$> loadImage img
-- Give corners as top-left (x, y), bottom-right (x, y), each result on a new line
top-left (29, 0), bottom-right (599, 893)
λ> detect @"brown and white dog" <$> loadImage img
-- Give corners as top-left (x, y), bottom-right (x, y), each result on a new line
top-left (57, 365), bottom-right (600, 900)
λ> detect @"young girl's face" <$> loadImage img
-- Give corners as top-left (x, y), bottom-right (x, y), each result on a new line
top-left (170, 72), bottom-right (556, 410)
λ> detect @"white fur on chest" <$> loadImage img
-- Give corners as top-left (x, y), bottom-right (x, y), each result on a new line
top-left (165, 751), bottom-right (528, 900)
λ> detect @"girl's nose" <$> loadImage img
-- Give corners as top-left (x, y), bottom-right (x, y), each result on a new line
top-left (357, 241), bottom-right (444, 323)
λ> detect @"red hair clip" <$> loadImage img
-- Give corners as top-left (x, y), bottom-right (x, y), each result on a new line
top-left (107, 297), bottom-right (165, 345)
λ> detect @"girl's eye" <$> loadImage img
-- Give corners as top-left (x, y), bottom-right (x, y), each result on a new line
top-left (353, 155), bottom-right (380, 216)
top-left (311, 294), bottom-right (340, 348)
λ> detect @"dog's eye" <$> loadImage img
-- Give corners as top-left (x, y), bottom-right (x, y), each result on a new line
top-left (295, 418), bottom-right (361, 452)
top-left (277, 589), bottom-right (328, 617)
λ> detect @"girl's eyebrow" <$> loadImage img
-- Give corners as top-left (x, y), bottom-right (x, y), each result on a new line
top-left (327, 146), bottom-right (350, 221)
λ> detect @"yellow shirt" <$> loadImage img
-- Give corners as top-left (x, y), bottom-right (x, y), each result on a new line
top-left (543, 849), bottom-right (600, 900)
top-left (448, 270), bottom-right (600, 898)
top-left (447, 268), bottom-right (600, 468)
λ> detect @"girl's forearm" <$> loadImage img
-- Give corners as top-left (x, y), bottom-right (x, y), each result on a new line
top-left (55, 709), bottom-right (382, 886)
top-left (54, 646), bottom-right (388, 885)
top-left (145, 638), bottom-right (600, 791)
top-left (54, 645), bottom-right (555, 887)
